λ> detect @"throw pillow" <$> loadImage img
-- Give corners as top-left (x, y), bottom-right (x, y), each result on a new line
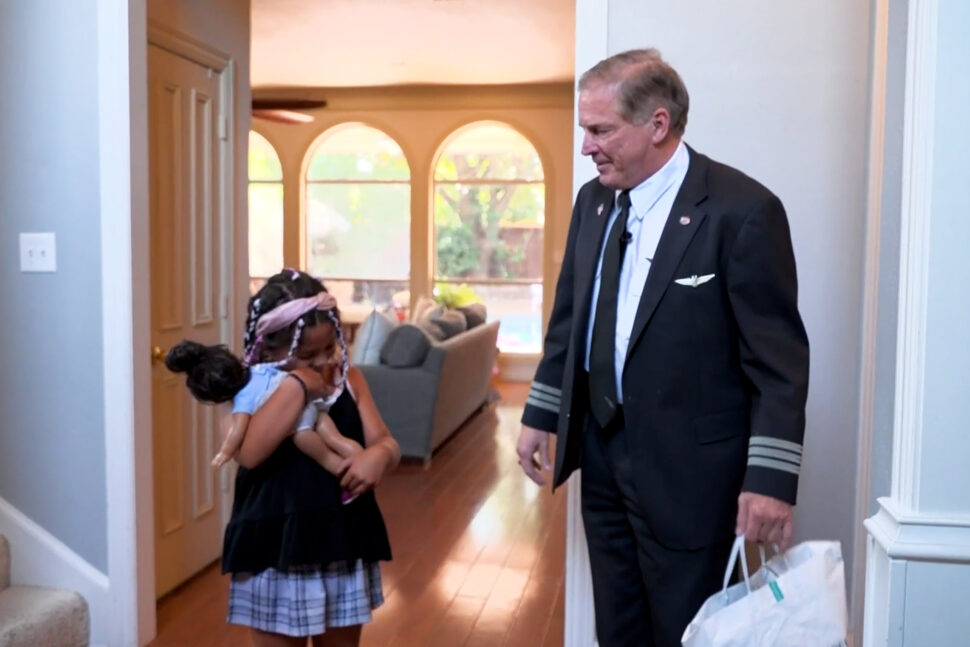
top-left (379, 323), bottom-right (433, 368)
top-left (350, 309), bottom-right (397, 366)
top-left (458, 302), bottom-right (487, 329)
top-left (409, 295), bottom-right (437, 323)
top-left (430, 308), bottom-right (468, 340)
top-left (416, 304), bottom-right (446, 340)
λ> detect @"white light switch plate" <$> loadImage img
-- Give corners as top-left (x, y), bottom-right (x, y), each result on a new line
top-left (19, 232), bottom-right (57, 272)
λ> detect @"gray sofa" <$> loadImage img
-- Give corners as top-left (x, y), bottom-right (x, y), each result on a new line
top-left (358, 320), bottom-right (499, 462)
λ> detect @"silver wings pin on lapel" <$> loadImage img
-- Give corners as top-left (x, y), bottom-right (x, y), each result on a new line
top-left (674, 273), bottom-right (715, 288)
top-left (597, 203), bottom-right (605, 216)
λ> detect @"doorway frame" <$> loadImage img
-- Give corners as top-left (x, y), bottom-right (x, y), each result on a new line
top-left (116, 1), bottom-right (589, 644)
top-left (100, 0), bottom-right (153, 643)
top-left (102, 7), bottom-right (238, 642)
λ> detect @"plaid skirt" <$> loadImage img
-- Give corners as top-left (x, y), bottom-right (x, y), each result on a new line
top-left (227, 560), bottom-right (384, 636)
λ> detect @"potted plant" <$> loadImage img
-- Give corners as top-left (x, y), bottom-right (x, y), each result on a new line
top-left (432, 283), bottom-right (482, 309)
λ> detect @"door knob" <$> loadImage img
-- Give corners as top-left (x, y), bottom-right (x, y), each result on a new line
top-left (151, 346), bottom-right (167, 364)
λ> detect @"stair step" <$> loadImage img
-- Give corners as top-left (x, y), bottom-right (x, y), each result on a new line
top-left (0, 585), bottom-right (89, 647)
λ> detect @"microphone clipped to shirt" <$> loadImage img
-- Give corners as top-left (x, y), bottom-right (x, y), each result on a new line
top-left (619, 230), bottom-right (633, 248)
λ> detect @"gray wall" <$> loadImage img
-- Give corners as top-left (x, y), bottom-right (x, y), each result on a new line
top-left (902, 561), bottom-right (970, 645)
top-left (607, 0), bottom-right (872, 594)
top-left (0, 0), bottom-right (108, 571)
top-left (869, 0), bottom-right (969, 516)
top-left (869, 0), bottom-right (909, 513)
top-left (918, 0), bottom-right (970, 514)
top-left (866, 3), bottom-right (970, 644)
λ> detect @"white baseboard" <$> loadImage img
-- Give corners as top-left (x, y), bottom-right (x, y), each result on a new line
top-left (863, 497), bottom-right (970, 646)
top-left (0, 496), bottom-right (111, 645)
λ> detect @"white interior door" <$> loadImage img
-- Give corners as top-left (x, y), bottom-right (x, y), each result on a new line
top-left (148, 43), bottom-right (227, 598)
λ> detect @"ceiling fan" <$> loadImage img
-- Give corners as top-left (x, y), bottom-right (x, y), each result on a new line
top-left (251, 98), bottom-right (327, 124)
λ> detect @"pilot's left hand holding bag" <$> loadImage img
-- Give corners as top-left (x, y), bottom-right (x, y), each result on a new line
top-left (681, 536), bottom-right (849, 647)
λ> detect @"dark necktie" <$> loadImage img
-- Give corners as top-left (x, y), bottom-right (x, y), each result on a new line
top-left (589, 190), bottom-right (631, 428)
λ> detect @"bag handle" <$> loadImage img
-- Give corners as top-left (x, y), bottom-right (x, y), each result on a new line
top-left (758, 542), bottom-right (788, 580)
top-left (722, 535), bottom-right (752, 595)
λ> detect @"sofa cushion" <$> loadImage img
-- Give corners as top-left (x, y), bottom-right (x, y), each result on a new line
top-left (430, 308), bottom-right (468, 339)
top-left (350, 309), bottom-right (397, 366)
top-left (458, 302), bottom-right (487, 329)
top-left (380, 323), bottom-right (434, 368)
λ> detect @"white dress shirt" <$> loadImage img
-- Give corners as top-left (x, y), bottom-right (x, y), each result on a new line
top-left (584, 141), bottom-right (690, 401)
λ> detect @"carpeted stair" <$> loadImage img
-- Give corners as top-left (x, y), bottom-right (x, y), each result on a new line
top-left (0, 534), bottom-right (89, 647)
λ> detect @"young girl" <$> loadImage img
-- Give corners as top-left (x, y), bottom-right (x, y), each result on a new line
top-left (204, 270), bottom-right (399, 646)
top-left (165, 278), bottom-right (362, 483)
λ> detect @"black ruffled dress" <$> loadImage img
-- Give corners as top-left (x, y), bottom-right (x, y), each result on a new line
top-left (221, 388), bottom-right (392, 573)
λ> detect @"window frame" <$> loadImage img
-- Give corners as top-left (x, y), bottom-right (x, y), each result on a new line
top-left (431, 121), bottom-right (546, 354)
top-left (247, 129), bottom-right (285, 292)
top-left (301, 123), bottom-right (412, 307)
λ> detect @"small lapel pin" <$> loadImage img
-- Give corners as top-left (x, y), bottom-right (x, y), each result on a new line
top-left (679, 215), bottom-right (691, 226)
top-left (597, 203), bottom-right (605, 216)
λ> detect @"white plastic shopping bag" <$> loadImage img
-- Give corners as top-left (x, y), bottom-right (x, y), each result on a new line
top-left (681, 536), bottom-right (848, 647)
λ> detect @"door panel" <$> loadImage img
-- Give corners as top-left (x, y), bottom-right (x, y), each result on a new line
top-left (149, 43), bottom-right (226, 598)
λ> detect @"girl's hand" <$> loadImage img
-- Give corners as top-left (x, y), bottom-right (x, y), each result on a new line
top-left (339, 445), bottom-right (395, 497)
top-left (289, 366), bottom-right (328, 399)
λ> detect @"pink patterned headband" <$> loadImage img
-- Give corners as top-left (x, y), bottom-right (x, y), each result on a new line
top-left (254, 292), bottom-right (337, 338)
top-left (244, 292), bottom-right (338, 364)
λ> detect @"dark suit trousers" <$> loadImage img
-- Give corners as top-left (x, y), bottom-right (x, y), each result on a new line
top-left (581, 413), bottom-right (733, 647)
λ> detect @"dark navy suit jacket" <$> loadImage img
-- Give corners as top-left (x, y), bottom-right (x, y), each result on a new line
top-left (522, 146), bottom-right (809, 549)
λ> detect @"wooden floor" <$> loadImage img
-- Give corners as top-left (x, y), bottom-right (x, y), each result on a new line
top-left (147, 382), bottom-right (567, 646)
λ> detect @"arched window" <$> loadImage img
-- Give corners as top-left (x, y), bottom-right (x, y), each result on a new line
top-left (248, 131), bottom-right (283, 294)
top-left (433, 121), bottom-right (544, 353)
top-left (305, 124), bottom-right (410, 308)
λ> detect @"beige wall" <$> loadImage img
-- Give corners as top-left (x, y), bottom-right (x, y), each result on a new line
top-left (251, 83), bottom-right (574, 346)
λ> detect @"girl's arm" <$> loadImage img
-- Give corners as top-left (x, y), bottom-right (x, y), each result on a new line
top-left (316, 413), bottom-right (363, 458)
top-left (292, 428), bottom-right (352, 476)
top-left (290, 407), bottom-right (360, 475)
top-left (235, 367), bottom-right (327, 469)
top-left (339, 366), bottom-right (401, 496)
